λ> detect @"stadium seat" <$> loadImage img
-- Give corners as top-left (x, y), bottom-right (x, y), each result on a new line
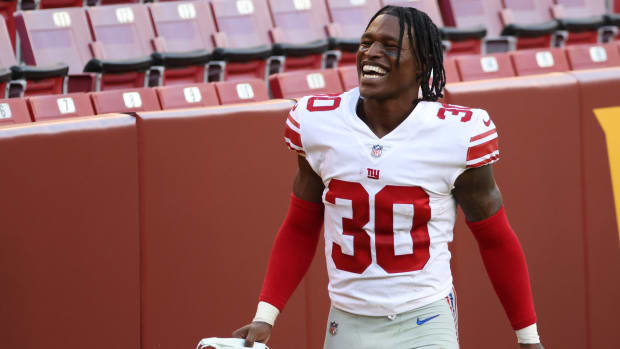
top-left (499, 0), bottom-right (560, 50)
top-left (209, 0), bottom-right (273, 81)
top-left (565, 43), bottom-right (620, 70)
top-left (443, 55), bottom-right (459, 83)
top-left (552, 0), bottom-right (609, 45)
top-left (0, 97), bottom-right (31, 124)
top-left (338, 65), bottom-right (358, 91)
top-left (155, 83), bottom-right (220, 110)
top-left (15, 7), bottom-right (148, 92)
top-left (21, 0), bottom-right (81, 10)
top-left (383, 0), bottom-right (486, 55)
top-left (85, 4), bottom-right (156, 90)
top-left (89, 87), bottom-right (161, 114)
top-left (0, 16), bottom-right (68, 97)
top-left (454, 53), bottom-right (516, 81)
top-left (0, 0), bottom-right (17, 52)
top-left (267, 0), bottom-right (330, 72)
top-left (148, 1), bottom-right (215, 85)
top-left (214, 79), bottom-right (269, 104)
top-left (438, 0), bottom-right (504, 54)
top-left (269, 68), bottom-right (343, 99)
top-left (509, 47), bottom-right (569, 76)
top-left (27, 92), bottom-right (95, 121)
top-left (324, 0), bottom-right (382, 65)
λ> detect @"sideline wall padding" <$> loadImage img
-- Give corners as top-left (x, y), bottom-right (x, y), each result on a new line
top-left (569, 67), bottom-right (620, 349)
top-left (0, 115), bottom-right (140, 349)
top-left (136, 100), bottom-right (311, 349)
top-left (444, 73), bottom-right (587, 349)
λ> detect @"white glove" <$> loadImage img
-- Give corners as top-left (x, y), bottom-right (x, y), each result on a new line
top-left (196, 337), bottom-right (269, 349)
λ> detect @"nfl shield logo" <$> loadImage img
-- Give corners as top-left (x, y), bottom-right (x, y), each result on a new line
top-left (329, 321), bottom-right (338, 336)
top-left (371, 144), bottom-right (383, 158)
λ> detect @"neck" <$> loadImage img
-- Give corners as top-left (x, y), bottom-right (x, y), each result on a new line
top-left (358, 92), bottom-right (420, 138)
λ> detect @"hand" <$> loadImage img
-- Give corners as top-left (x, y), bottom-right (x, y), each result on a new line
top-left (519, 344), bottom-right (544, 349)
top-left (232, 321), bottom-right (272, 347)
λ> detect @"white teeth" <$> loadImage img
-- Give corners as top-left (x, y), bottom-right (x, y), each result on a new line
top-left (363, 74), bottom-right (383, 79)
top-left (363, 65), bottom-right (387, 75)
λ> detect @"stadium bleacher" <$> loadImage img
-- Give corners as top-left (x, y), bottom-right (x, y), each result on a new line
top-left (2, 1), bottom-right (620, 349)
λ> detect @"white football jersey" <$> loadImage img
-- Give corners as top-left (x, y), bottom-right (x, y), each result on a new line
top-left (284, 88), bottom-right (499, 316)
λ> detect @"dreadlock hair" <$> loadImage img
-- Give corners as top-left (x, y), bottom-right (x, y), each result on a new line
top-left (365, 5), bottom-right (446, 101)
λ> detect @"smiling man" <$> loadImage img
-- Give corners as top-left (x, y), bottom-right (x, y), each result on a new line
top-left (232, 5), bottom-right (544, 349)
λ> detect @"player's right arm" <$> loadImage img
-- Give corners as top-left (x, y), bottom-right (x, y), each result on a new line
top-left (232, 155), bottom-right (325, 347)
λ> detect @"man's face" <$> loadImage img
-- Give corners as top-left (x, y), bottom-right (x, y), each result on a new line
top-left (356, 14), bottom-right (420, 101)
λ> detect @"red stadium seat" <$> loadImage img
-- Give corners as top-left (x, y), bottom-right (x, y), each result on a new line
top-left (15, 7), bottom-right (146, 93)
top-left (444, 55), bottom-right (460, 83)
top-left (267, 0), bottom-right (330, 72)
top-left (269, 69), bottom-right (343, 99)
top-left (27, 93), bottom-right (95, 121)
top-left (383, 0), bottom-right (486, 55)
top-left (324, 0), bottom-right (381, 65)
top-left (0, 0), bottom-right (17, 52)
top-left (454, 53), bottom-right (516, 81)
top-left (21, 0), bottom-right (82, 10)
top-left (565, 43), bottom-right (620, 70)
top-left (0, 16), bottom-right (68, 97)
top-left (381, 0), bottom-right (443, 25)
top-left (0, 97), bottom-right (31, 124)
top-left (338, 65), bottom-right (358, 91)
top-left (89, 87), bottom-right (161, 114)
top-left (85, 4), bottom-right (155, 90)
top-left (500, 0), bottom-right (559, 50)
top-left (148, 1), bottom-right (216, 85)
top-left (552, 0), bottom-right (610, 46)
top-left (209, 0), bottom-right (273, 81)
top-left (438, 0), bottom-right (504, 53)
top-left (509, 47), bottom-right (569, 76)
top-left (155, 83), bottom-right (220, 110)
top-left (214, 79), bottom-right (269, 104)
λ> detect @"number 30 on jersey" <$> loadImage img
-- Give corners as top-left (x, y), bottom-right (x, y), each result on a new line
top-left (325, 179), bottom-right (431, 274)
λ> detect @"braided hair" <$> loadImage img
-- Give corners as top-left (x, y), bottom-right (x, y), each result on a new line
top-left (365, 5), bottom-right (446, 101)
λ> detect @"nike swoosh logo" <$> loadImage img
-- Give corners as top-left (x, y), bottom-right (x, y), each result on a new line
top-left (483, 118), bottom-right (491, 127)
top-left (416, 314), bottom-right (440, 325)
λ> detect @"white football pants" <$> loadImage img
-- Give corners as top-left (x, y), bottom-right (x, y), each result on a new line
top-left (323, 290), bottom-right (459, 349)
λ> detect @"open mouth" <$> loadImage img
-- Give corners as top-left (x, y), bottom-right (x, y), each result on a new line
top-left (361, 64), bottom-right (389, 80)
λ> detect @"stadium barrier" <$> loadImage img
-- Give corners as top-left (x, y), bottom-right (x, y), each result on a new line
top-left (0, 115), bottom-right (140, 349)
top-left (1, 70), bottom-right (619, 349)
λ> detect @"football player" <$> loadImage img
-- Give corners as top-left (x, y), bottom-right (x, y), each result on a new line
top-left (233, 5), bottom-right (544, 349)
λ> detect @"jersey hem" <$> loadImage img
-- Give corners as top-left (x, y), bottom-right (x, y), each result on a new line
top-left (329, 283), bottom-right (454, 317)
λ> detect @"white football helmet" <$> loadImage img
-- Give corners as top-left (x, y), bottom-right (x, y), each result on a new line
top-left (196, 337), bottom-right (269, 349)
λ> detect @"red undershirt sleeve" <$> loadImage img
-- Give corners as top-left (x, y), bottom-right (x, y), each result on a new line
top-left (258, 193), bottom-right (324, 311)
top-left (466, 205), bottom-right (537, 330)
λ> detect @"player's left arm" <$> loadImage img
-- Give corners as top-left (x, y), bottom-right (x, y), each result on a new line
top-left (453, 165), bottom-right (544, 349)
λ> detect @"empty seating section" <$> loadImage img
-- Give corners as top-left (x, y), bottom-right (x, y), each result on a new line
top-left (500, 0), bottom-right (559, 50)
top-left (86, 4), bottom-right (153, 90)
top-left (565, 43), bottom-right (620, 70)
top-left (0, 97), bottom-right (30, 124)
top-left (269, 69), bottom-right (343, 99)
top-left (209, 0), bottom-right (273, 81)
top-left (16, 8), bottom-right (97, 91)
top-left (267, 0), bottom-right (329, 72)
top-left (27, 92), bottom-right (94, 121)
top-left (0, 0), bottom-right (17, 51)
top-left (214, 79), bottom-right (269, 105)
top-left (325, 0), bottom-right (381, 65)
top-left (0, 0), bottom-right (618, 121)
top-left (148, 1), bottom-right (214, 85)
top-left (89, 87), bottom-right (161, 114)
top-left (155, 83), bottom-right (219, 110)
top-left (455, 53), bottom-right (515, 81)
top-left (509, 47), bottom-right (570, 76)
